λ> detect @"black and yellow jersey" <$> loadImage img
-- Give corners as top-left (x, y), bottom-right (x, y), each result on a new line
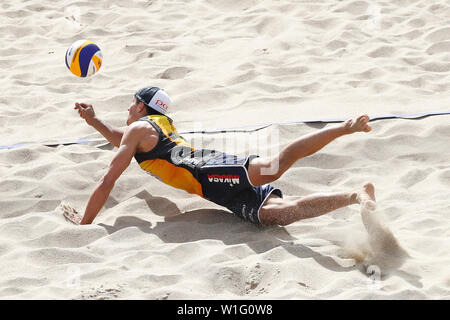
top-left (133, 115), bottom-right (283, 226)
top-left (133, 115), bottom-right (219, 197)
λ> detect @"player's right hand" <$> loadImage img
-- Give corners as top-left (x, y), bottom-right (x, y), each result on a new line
top-left (74, 102), bottom-right (96, 126)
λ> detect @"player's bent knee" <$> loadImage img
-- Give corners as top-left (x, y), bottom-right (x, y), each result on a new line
top-left (260, 211), bottom-right (291, 227)
top-left (259, 211), bottom-right (278, 226)
top-left (259, 199), bottom-right (295, 226)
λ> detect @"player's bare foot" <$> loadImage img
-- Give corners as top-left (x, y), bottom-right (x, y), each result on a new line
top-left (356, 183), bottom-right (376, 210)
top-left (343, 115), bottom-right (371, 133)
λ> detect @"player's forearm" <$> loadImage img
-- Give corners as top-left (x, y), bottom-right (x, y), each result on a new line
top-left (89, 117), bottom-right (124, 148)
top-left (80, 181), bottom-right (114, 225)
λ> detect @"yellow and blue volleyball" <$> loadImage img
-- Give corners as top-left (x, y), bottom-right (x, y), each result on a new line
top-left (65, 40), bottom-right (102, 77)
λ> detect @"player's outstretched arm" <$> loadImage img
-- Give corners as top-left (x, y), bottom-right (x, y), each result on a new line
top-left (79, 125), bottom-right (144, 224)
top-left (75, 102), bottom-right (125, 148)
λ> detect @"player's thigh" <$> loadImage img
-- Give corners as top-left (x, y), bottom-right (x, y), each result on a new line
top-left (247, 156), bottom-right (282, 186)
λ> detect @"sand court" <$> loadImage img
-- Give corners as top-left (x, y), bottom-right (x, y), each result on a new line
top-left (0, 0), bottom-right (449, 299)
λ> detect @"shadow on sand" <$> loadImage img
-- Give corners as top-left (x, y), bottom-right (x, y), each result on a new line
top-left (99, 190), bottom-right (422, 289)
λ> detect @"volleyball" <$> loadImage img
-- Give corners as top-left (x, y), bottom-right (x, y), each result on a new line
top-left (65, 40), bottom-right (103, 77)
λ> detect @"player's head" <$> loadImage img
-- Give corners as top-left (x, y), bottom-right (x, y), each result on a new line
top-left (135, 86), bottom-right (170, 115)
top-left (127, 86), bottom-right (171, 125)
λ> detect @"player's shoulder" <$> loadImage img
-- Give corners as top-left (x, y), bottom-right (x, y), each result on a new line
top-left (126, 119), bottom-right (159, 153)
top-left (127, 119), bottom-right (157, 135)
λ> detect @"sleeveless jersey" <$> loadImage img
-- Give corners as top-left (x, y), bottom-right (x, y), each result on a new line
top-left (133, 115), bottom-right (284, 227)
top-left (133, 115), bottom-right (219, 197)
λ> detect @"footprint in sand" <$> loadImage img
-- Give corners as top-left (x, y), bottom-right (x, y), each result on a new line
top-left (158, 67), bottom-right (192, 80)
top-left (367, 45), bottom-right (396, 58)
top-left (425, 27), bottom-right (450, 42)
top-left (426, 41), bottom-right (450, 55)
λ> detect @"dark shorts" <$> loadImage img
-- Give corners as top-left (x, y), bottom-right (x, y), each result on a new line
top-left (197, 153), bottom-right (283, 226)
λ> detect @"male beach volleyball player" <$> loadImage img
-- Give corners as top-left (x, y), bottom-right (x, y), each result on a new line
top-left (66, 86), bottom-right (376, 226)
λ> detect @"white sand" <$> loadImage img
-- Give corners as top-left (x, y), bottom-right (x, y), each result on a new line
top-left (1, 0), bottom-right (449, 299)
